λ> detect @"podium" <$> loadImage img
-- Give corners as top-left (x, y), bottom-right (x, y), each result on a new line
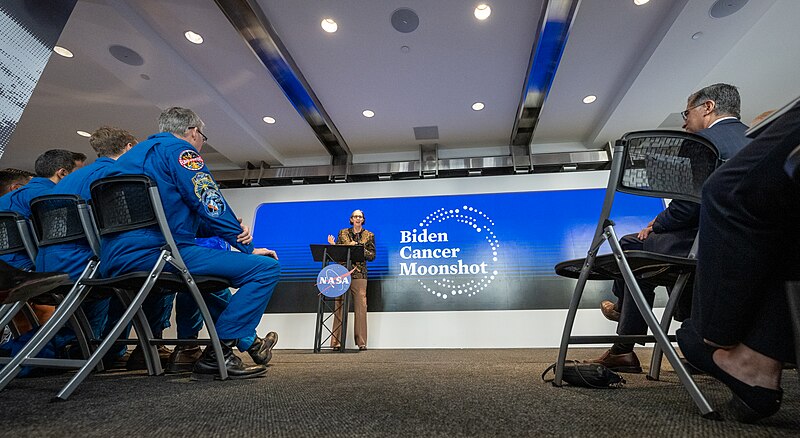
top-left (310, 244), bottom-right (365, 352)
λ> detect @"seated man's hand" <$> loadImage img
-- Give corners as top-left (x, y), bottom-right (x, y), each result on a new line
top-left (252, 248), bottom-right (278, 259)
top-left (637, 219), bottom-right (656, 240)
top-left (237, 217), bottom-right (253, 245)
top-left (327, 234), bottom-right (336, 245)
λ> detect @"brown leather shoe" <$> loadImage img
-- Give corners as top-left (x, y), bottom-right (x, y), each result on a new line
top-left (589, 349), bottom-right (642, 373)
top-left (126, 345), bottom-right (173, 370)
top-left (166, 345), bottom-right (203, 373)
top-left (600, 300), bottom-right (620, 322)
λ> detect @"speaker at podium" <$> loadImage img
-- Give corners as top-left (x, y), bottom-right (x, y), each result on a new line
top-left (310, 244), bottom-right (365, 352)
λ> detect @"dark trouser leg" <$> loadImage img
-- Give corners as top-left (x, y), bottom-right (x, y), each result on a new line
top-left (611, 234), bottom-right (646, 303)
top-left (612, 282), bottom-right (657, 354)
top-left (609, 234), bottom-right (646, 353)
top-left (692, 103), bottom-right (800, 363)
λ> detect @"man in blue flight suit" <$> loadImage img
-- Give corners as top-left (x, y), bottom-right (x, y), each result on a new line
top-left (102, 107), bottom-right (280, 379)
top-left (0, 149), bottom-right (78, 270)
top-left (35, 128), bottom-right (168, 359)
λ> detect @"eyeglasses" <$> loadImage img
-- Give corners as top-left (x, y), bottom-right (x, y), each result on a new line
top-left (188, 126), bottom-right (208, 142)
top-left (680, 101), bottom-right (707, 121)
top-left (351, 215), bottom-right (364, 218)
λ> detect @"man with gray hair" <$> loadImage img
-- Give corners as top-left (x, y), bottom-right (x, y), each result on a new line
top-left (591, 83), bottom-right (751, 372)
top-left (101, 107), bottom-right (280, 379)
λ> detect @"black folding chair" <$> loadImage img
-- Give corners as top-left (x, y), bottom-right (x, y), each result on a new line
top-left (0, 212), bottom-right (41, 331)
top-left (552, 130), bottom-right (720, 419)
top-left (46, 175), bottom-right (231, 400)
top-left (0, 195), bottom-right (140, 388)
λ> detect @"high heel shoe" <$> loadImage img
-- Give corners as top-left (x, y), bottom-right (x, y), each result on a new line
top-left (677, 321), bottom-right (782, 423)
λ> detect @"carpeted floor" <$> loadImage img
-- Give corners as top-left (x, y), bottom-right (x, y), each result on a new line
top-left (0, 348), bottom-right (797, 437)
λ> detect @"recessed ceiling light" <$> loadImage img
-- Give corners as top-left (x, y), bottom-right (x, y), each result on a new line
top-left (472, 102), bottom-right (485, 111)
top-left (184, 30), bottom-right (204, 44)
top-left (474, 4), bottom-right (491, 20)
top-left (362, 109), bottom-right (375, 118)
top-left (76, 130), bottom-right (91, 138)
top-left (633, 0), bottom-right (650, 5)
top-left (691, 31), bottom-right (703, 40)
top-left (582, 95), bottom-right (597, 104)
top-left (321, 18), bottom-right (338, 33)
top-left (262, 116), bottom-right (276, 124)
top-left (54, 46), bottom-right (73, 58)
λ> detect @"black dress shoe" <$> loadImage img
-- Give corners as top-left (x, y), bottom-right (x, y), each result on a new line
top-left (126, 345), bottom-right (172, 371)
top-left (677, 320), bottom-right (782, 423)
top-left (192, 341), bottom-right (266, 380)
top-left (589, 349), bottom-right (642, 373)
top-left (166, 345), bottom-right (203, 373)
top-left (247, 332), bottom-right (278, 365)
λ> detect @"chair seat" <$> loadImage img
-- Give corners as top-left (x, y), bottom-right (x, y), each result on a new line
top-left (555, 250), bottom-right (696, 285)
top-left (80, 271), bottom-right (230, 293)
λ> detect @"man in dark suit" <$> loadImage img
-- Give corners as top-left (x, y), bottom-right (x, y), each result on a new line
top-left (592, 83), bottom-right (751, 372)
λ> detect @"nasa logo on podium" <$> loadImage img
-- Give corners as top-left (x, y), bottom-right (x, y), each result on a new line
top-left (316, 263), bottom-right (354, 298)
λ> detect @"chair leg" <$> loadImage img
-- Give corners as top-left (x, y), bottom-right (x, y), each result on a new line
top-left (54, 256), bottom-right (168, 401)
top-left (0, 301), bottom-right (26, 332)
top-left (554, 248), bottom-right (603, 386)
top-left (0, 303), bottom-right (14, 325)
top-left (0, 281), bottom-right (92, 391)
top-left (20, 303), bottom-right (40, 330)
top-left (607, 228), bottom-right (719, 419)
top-left (182, 277), bottom-right (228, 380)
top-left (67, 307), bottom-right (103, 372)
top-left (648, 273), bottom-right (690, 381)
top-left (112, 289), bottom-right (162, 376)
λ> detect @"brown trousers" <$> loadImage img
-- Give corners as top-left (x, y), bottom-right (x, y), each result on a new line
top-left (331, 279), bottom-right (367, 348)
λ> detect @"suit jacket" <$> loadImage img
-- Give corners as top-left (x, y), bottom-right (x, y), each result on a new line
top-left (335, 227), bottom-right (376, 279)
top-left (648, 119), bottom-right (750, 255)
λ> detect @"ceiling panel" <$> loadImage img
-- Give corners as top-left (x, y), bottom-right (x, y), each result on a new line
top-left (259, 0), bottom-right (544, 155)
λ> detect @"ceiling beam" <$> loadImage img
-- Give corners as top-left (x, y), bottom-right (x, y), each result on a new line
top-left (214, 0), bottom-right (352, 166)
top-left (509, 0), bottom-right (581, 158)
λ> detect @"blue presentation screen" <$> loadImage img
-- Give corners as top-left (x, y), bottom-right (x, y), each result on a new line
top-left (252, 188), bottom-right (664, 313)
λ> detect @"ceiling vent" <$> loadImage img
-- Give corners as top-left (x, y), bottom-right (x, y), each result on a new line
top-left (413, 125), bottom-right (439, 140)
top-left (391, 8), bottom-right (419, 33)
top-left (108, 45), bottom-right (144, 66)
top-left (709, 0), bottom-right (748, 19)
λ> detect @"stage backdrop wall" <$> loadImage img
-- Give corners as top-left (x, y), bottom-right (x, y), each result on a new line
top-left (221, 171), bottom-right (667, 349)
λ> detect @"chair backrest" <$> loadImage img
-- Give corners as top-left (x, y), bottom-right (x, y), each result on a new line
top-left (614, 130), bottom-right (720, 203)
top-left (0, 212), bottom-right (37, 262)
top-left (29, 195), bottom-right (85, 246)
top-left (89, 175), bottom-right (189, 269)
top-left (89, 175), bottom-right (159, 236)
top-left (30, 194), bottom-right (102, 256)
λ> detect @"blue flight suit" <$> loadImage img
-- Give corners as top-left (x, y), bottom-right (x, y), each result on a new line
top-left (101, 132), bottom-right (280, 349)
top-left (0, 177), bottom-right (54, 270)
top-left (177, 236), bottom-right (232, 339)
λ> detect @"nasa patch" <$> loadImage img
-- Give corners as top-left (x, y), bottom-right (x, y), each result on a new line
top-left (178, 149), bottom-right (205, 171)
top-left (191, 172), bottom-right (217, 199)
top-left (201, 188), bottom-right (226, 217)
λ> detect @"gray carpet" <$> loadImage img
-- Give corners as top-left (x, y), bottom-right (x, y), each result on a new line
top-left (0, 348), bottom-right (798, 437)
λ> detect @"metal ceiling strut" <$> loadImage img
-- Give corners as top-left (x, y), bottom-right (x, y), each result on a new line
top-left (510, 0), bottom-right (581, 171)
top-left (214, 0), bottom-right (352, 166)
